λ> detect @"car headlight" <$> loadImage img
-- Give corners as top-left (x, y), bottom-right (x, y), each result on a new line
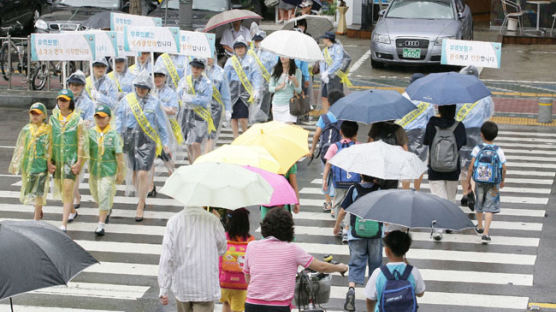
top-left (434, 36), bottom-right (456, 46)
top-left (35, 19), bottom-right (48, 31)
top-left (372, 33), bottom-right (390, 44)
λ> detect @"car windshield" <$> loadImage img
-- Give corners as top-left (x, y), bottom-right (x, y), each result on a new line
top-left (386, 0), bottom-right (454, 19)
top-left (164, 0), bottom-right (228, 12)
top-left (56, 0), bottom-right (119, 9)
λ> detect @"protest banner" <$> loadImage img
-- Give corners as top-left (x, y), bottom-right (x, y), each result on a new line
top-left (124, 26), bottom-right (180, 54)
top-left (441, 39), bottom-right (502, 69)
top-left (110, 12), bottom-right (162, 32)
top-left (179, 31), bottom-right (216, 58)
top-left (31, 33), bottom-right (96, 61)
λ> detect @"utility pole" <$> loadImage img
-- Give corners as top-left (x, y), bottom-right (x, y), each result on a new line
top-left (179, 0), bottom-right (193, 30)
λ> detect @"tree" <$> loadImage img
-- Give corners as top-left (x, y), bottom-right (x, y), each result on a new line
top-left (130, 0), bottom-right (142, 15)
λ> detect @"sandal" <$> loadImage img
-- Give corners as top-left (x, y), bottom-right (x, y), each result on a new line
top-left (322, 202), bottom-right (332, 212)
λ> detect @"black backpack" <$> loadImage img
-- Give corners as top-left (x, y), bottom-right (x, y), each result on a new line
top-left (318, 114), bottom-right (342, 162)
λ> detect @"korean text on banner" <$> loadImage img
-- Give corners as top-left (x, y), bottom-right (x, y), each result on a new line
top-left (179, 31), bottom-right (216, 58)
top-left (124, 26), bottom-right (180, 54)
top-left (441, 39), bottom-right (502, 69)
top-left (110, 12), bottom-right (162, 32)
top-left (116, 32), bottom-right (136, 57)
top-left (83, 30), bottom-right (118, 57)
top-left (31, 33), bottom-right (96, 61)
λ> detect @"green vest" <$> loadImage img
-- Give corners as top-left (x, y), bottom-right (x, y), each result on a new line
top-left (88, 128), bottom-right (122, 178)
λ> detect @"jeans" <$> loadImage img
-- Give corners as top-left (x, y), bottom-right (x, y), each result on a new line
top-left (347, 238), bottom-right (383, 285)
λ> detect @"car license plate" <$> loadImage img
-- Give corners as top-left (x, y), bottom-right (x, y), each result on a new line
top-left (403, 48), bottom-right (421, 59)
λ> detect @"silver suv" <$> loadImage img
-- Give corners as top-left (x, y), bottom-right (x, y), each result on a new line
top-left (370, 0), bottom-right (473, 68)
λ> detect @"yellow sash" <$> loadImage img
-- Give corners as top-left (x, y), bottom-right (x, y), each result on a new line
top-left (107, 72), bottom-right (122, 92)
top-left (169, 118), bottom-right (184, 145)
top-left (126, 93), bottom-right (163, 156)
top-left (248, 49), bottom-right (271, 83)
top-left (85, 77), bottom-right (93, 98)
top-left (324, 47), bottom-right (352, 87)
top-left (456, 101), bottom-right (480, 122)
top-left (161, 53), bottom-right (180, 89)
top-left (212, 85), bottom-right (224, 110)
top-left (128, 64), bottom-right (136, 74)
top-left (231, 55), bottom-right (255, 103)
top-left (26, 123), bottom-right (50, 160)
top-left (396, 102), bottom-right (430, 128)
top-left (186, 75), bottom-right (216, 133)
top-left (94, 124), bottom-right (112, 156)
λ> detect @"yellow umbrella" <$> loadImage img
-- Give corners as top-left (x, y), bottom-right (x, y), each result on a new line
top-left (232, 121), bottom-right (309, 174)
top-left (194, 144), bottom-right (281, 174)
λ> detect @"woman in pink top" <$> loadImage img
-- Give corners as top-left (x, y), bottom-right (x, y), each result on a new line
top-left (243, 207), bottom-right (348, 311)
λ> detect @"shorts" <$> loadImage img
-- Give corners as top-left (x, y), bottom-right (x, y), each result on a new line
top-left (24, 172), bottom-right (48, 198)
top-left (90, 176), bottom-right (116, 212)
top-left (460, 127), bottom-right (482, 170)
top-left (220, 288), bottom-right (247, 311)
top-left (245, 303), bottom-right (290, 312)
top-left (278, 0), bottom-right (295, 10)
top-left (185, 119), bottom-right (209, 145)
top-left (232, 99), bottom-right (249, 119)
top-left (321, 76), bottom-right (343, 98)
top-left (475, 183), bottom-right (501, 213)
top-left (123, 129), bottom-right (156, 172)
top-left (321, 168), bottom-right (336, 197)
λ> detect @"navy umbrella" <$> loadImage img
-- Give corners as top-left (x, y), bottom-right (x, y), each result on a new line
top-left (347, 189), bottom-right (475, 231)
top-left (405, 72), bottom-right (491, 105)
top-left (0, 221), bottom-right (98, 311)
top-left (329, 89), bottom-right (417, 124)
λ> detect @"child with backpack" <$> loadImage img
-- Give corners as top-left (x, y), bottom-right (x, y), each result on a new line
top-left (333, 175), bottom-right (383, 312)
top-left (465, 121), bottom-right (506, 244)
top-left (322, 121), bottom-right (359, 242)
top-left (365, 231), bottom-right (425, 312)
top-left (308, 90), bottom-right (345, 213)
top-left (220, 208), bottom-right (255, 312)
top-left (423, 105), bottom-right (467, 241)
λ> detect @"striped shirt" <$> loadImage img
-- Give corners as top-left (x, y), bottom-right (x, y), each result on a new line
top-left (158, 208), bottom-right (227, 301)
top-left (243, 237), bottom-right (314, 306)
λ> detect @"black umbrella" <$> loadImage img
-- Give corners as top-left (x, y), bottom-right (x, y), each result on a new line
top-left (347, 189), bottom-right (475, 231)
top-left (0, 221), bottom-right (98, 311)
top-left (83, 11), bottom-right (112, 30)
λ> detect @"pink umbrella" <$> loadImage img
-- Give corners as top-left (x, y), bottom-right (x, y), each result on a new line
top-left (243, 166), bottom-right (298, 206)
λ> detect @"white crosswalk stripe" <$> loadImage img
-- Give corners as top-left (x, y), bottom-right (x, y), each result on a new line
top-left (0, 124), bottom-right (553, 311)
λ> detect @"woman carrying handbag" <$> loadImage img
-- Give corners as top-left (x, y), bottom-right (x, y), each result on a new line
top-left (269, 57), bottom-right (303, 124)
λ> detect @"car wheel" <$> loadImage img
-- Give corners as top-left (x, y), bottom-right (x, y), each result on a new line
top-left (371, 58), bottom-right (384, 69)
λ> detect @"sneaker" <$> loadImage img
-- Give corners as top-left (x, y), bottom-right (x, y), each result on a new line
top-left (68, 211), bottom-right (78, 223)
top-left (342, 229), bottom-right (348, 244)
top-left (460, 194), bottom-right (468, 206)
top-left (481, 235), bottom-right (491, 244)
top-left (475, 226), bottom-right (484, 234)
top-left (322, 202), bottom-right (332, 212)
top-left (59, 225), bottom-right (67, 233)
top-left (95, 226), bottom-right (105, 236)
top-left (344, 287), bottom-right (356, 311)
top-left (432, 231), bottom-right (443, 241)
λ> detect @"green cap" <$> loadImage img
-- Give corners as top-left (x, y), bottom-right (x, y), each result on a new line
top-left (57, 89), bottom-right (74, 101)
top-left (94, 104), bottom-right (112, 117)
top-left (29, 102), bottom-right (47, 116)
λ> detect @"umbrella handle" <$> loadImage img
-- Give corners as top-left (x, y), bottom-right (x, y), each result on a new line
top-left (430, 220), bottom-right (437, 238)
top-left (10, 297), bottom-right (13, 312)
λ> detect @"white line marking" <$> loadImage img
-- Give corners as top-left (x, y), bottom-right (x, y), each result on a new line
top-left (348, 49), bottom-right (371, 76)
top-left (30, 282), bottom-right (149, 300)
top-left (0, 306), bottom-right (124, 312)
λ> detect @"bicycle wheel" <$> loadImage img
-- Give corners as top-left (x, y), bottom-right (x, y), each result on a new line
top-left (0, 43), bottom-right (14, 81)
top-left (31, 64), bottom-right (48, 90)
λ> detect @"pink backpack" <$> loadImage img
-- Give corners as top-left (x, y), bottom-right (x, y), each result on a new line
top-left (219, 233), bottom-right (254, 290)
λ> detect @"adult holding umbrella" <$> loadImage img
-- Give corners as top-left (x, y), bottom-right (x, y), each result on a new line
top-left (204, 10), bottom-right (262, 57)
top-left (0, 220), bottom-right (98, 311)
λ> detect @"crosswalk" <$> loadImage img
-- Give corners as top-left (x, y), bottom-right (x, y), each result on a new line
top-left (0, 125), bottom-right (554, 312)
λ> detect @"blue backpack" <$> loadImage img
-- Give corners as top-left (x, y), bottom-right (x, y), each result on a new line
top-left (318, 114), bottom-right (342, 163)
top-left (472, 144), bottom-right (502, 184)
top-left (379, 265), bottom-right (417, 312)
top-left (331, 141), bottom-right (360, 189)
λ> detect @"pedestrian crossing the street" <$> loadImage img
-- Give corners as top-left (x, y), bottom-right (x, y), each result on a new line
top-left (0, 125), bottom-right (554, 312)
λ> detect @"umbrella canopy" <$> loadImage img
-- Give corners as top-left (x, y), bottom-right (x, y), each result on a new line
top-left (83, 11), bottom-right (112, 30)
top-left (243, 166), bottom-right (298, 206)
top-left (405, 72), bottom-right (491, 105)
top-left (159, 162), bottom-right (273, 209)
top-left (281, 15), bottom-right (332, 40)
top-left (232, 121), bottom-right (310, 174)
top-left (194, 144), bottom-right (282, 174)
top-left (283, 0), bottom-right (323, 10)
top-left (347, 189), bottom-right (475, 231)
top-left (329, 141), bottom-right (427, 180)
top-left (204, 9), bottom-right (262, 38)
top-left (0, 220), bottom-right (98, 300)
top-left (330, 89), bottom-right (417, 124)
top-left (260, 30), bottom-right (323, 62)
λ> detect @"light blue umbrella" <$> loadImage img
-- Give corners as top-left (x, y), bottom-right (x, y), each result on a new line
top-left (329, 89), bottom-right (417, 124)
top-left (405, 72), bottom-right (491, 105)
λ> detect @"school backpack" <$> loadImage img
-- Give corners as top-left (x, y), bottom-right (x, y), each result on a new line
top-left (318, 114), bottom-right (342, 163)
top-left (350, 184), bottom-right (382, 239)
top-left (219, 234), bottom-right (254, 290)
top-left (379, 265), bottom-right (418, 312)
top-left (331, 141), bottom-right (361, 189)
top-left (430, 122), bottom-right (460, 172)
top-left (472, 144), bottom-right (502, 184)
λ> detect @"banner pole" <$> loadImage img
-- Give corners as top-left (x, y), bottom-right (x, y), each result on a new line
top-left (62, 61), bottom-right (67, 89)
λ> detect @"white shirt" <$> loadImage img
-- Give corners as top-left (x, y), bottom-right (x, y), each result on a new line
top-left (220, 26), bottom-right (251, 55)
top-left (158, 208), bottom-right (227, 301)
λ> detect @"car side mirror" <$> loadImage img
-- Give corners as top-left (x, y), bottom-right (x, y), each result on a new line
top-left (379, 9), bottom-right (386, 17)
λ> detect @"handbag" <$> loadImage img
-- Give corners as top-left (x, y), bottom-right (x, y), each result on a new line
top-left (289, 92), bottom-right (308, 116)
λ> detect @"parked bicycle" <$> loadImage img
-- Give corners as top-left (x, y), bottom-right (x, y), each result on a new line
top-left (0, 22), bottom-right (31, 82)
top-left (32, 60), bottom-right (77, 91)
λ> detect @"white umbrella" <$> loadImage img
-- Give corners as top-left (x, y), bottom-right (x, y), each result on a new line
top-left (328, 141), bottom-right (427, 180)
top-left (159, 162), bottom-right (273, 209)
top-left (281, 15), bottom-right (333, 41)
top-left (260, 30), bottom-right (323, 62)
